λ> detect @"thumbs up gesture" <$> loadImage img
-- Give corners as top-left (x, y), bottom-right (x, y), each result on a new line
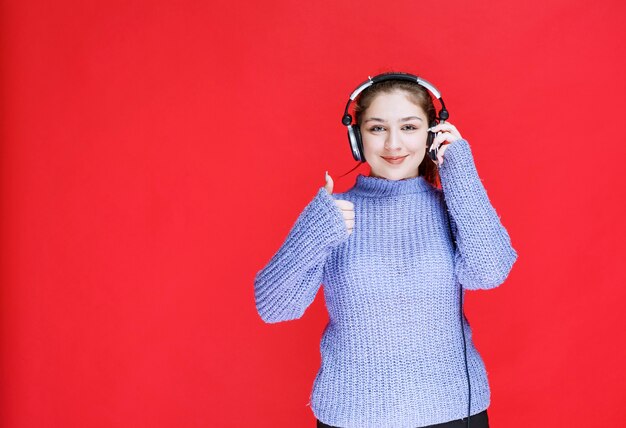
top-left (325, 171), bottom-right (355, 235)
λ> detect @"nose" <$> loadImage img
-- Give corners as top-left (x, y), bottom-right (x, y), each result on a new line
top-left (385, 128), bottom-right (401, 151)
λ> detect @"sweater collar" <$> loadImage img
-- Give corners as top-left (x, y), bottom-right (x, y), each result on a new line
top-left (351, 173), bottom-right (432, 197)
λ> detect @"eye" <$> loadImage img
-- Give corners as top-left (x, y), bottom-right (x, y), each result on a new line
top-left (402, 124), bottom-right (419, 131)
top-left (369, 125), bottom-right (386, 132)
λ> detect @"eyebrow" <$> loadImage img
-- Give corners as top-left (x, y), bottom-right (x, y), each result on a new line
top-left (364, 116), bottom-right (423, 123)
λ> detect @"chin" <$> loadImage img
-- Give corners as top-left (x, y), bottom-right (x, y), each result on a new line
top-left (371, 168), bottom-right (413, 180)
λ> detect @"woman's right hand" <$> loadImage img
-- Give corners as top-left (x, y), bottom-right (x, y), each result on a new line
top-left (324, 171), bottom-right (355, 235)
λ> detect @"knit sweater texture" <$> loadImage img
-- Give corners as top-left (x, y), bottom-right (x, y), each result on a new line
top-left (254, 138), bottom-right (518, 428)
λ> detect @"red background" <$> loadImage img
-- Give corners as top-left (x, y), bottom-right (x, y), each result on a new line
top-left (1, 0), bottom-right (625, 427)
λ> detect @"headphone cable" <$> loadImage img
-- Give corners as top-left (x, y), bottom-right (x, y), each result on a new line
top-left (336, 160), bottom-right (367, 179)
top-left (460, 284), bottom-right (472, 428)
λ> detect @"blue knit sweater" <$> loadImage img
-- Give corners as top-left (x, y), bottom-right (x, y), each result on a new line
top-left (254, 138), bottom-right (518, 427)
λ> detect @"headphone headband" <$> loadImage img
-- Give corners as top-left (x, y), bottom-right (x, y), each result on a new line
top-left (348, 72), bottom-right (442, 101)
top-left (343, 72), bottom-right (446, 123)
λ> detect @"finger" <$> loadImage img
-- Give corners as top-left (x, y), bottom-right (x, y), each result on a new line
top-left (324, 171), bottom-right (334, 194)
top-left (342, 209), bottom-right (355, 220)
top-left (334, 199), bottom-right (354, 210)
top-left (436, 143), bottom-right (453, 167)
top-left (437, 143), bottom-right (450, 158)
top-left (432, 131), bottom-right (455, 147)
top-left (428, 134), bottom-right (450, 165)
top-left (345, 218), bottom-right (355, 229)
top-left (428, 132), bottom-right (445, 155)
top-left (429, 123), bottom-right (462, 139)
top-left (428, 142), bottom-right (441, 164)
top-left (428, 122), bottom-right (457, 133)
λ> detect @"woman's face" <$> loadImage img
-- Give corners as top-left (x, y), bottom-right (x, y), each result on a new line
top-left (360, 90), bottom-right (429, 180)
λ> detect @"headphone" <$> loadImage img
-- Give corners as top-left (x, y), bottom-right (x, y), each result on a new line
top-left (340, 73), bottom-right (474, 427)
top-left (341, 72), bottom-right (449, 164)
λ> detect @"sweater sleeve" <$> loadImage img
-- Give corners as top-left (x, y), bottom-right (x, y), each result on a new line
top-left (254, 187), bottom-right (350, 323)
top-left (438, 138), bottom-right (518, 290)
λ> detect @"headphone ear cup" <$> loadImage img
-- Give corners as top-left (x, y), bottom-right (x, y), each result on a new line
top-left (354, 125), bottom-right (365, 162)
top-left (427, 120), bottom-right (438, 161)
top-left (347, 125), bottom-right (364, 162)
top-left (427, 120), bottom-right (437, 147)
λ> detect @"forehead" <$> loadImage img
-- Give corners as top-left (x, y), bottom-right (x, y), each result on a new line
top-left (366, 90), bottom-right (426, 117)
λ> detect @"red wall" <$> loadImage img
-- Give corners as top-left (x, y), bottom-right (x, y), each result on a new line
top-left (1, 0), bottom-right (625, 426)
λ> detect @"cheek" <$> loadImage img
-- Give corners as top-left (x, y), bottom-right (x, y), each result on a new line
top-left (361, 133), bottom-right (384, 149)
top-left (408, 132), bottom-right (428, 150)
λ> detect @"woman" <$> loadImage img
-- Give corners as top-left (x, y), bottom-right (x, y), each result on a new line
top-left (254, 72), bottom-right (517, 428)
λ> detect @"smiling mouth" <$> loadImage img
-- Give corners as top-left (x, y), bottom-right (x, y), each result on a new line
top-left (382, 155), bottom-right (408, 164)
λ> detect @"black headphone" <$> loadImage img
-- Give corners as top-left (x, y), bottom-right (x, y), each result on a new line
top-left (341, 72), bottom-right (449, 163)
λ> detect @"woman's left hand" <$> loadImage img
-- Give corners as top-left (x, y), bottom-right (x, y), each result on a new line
top-left (427, 122), bottom-right (463, 167)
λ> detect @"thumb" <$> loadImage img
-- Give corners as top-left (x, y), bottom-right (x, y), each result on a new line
top-left (324, 170), bottom-right (334, 194)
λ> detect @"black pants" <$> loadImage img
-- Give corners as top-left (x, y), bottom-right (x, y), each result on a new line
top-left (317, 409), bottom-right (489, 428)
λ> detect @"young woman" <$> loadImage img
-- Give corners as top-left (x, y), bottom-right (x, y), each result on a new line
top-left (254, 72), bottom-right (517, 428)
